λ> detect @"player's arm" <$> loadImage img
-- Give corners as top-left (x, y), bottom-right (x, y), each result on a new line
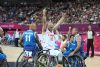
top-left (55, 30), bottom-right (60, 35)
top-left (73, 36), bottom-right (81, 54)
top-left (60, 43), bottom-right (66, 49)
top-left (42, 9), bottom-right (47, 33)
top-left (92, 31), bottom-right (95, 39)
top-left (67, 27), bottom-right (71, 39)
top-left (35, 34), bottom-right (43, 50)
top-left (68, 27), bottom-right (71, 34)
top-left (60, 41), bottom-right (68, 52)
top-left (53, 13), bottom-right (66, 30)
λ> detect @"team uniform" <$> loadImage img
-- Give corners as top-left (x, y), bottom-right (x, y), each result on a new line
top-left (22, 30), bottom-right (38, 57)
top-left (63, 34), bottom-right (85, 57)
top-left (0, 47), bottom-right (6, 61)
top-left (40, 29), bottom-right (62, 56)
top-left (0, 53), bottom-right (6, 61)
top-left (63, 41), bottom-right (76, 56)
top-left (41, 29), bottom-right (59, 50)
top-left (73, 34), bottom-right (85, 57)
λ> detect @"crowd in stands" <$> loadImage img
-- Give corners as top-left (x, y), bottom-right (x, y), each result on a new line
top-left (0, 0), bottom-right (100, 24)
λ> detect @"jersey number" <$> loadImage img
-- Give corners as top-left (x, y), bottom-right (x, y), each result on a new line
top-left (25, 35), bottom-right (30, 42)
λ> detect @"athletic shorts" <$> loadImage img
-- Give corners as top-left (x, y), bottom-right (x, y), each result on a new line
top-left (24, 45), bottom-right (39, 57)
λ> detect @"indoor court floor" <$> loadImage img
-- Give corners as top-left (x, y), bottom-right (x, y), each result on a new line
top-left (1, 45), bottom-right (100, 67)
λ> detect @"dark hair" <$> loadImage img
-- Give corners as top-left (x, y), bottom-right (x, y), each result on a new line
top-left (70, 34), bottom-right (74, 38)
top-left (62, 35), bottom-right (67, 39)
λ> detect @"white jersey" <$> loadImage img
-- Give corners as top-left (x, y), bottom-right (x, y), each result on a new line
top-left (39, 29), bottom-right (59, 50)
top-left (38, 29), bottom-right (62, 56)
top-left (45, 29), bottom-right (55, 41)
top-left (87, 31), bottom-right (93, 39)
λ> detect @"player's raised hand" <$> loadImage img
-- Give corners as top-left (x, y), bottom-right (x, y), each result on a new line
top-left (69, 26), bottom-right (72, 30)
top-left (43, 8), bottom-right (47, 15)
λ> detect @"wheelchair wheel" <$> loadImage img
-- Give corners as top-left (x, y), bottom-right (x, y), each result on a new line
top-left (15, 51), bottom-right (25, 67)
top-left (62, 57), bottom-right (70, 67)
top-left (0, 59), bottom-right (9, 67)
top-left (47, 55), bottom-right (58, 67)
top-left (15, 51), bottom-right (34, 67)
top-left (74, 55), bottom-right (86, 67)
top-left (35, 53), bottom-right (49, 67)
top-left (15, 51), bottom-right (24, 67)
top-left (68, 55), bottom-right (86, 67)
top-left (21, 60), bottom-right (34, 67)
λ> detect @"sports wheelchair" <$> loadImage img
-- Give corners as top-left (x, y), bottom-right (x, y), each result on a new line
top-left (62, 54), bottom-right (86, 67)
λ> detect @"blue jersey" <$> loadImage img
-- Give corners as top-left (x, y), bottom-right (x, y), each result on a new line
top-left (73, 34), bottom-right (84, 56)
top-left (64, 42), bottom-right (76, 56)
top-left (23, 30), bottom-right (37, 51)
top-left (64, 34), bottom-right (84, 57)
top-left (66, 42), bottom-right (76, 51)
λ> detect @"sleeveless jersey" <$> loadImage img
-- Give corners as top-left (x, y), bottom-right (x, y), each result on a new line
top-left (73, 34), bottom-right (84, 56)
top-left (41, 29), bottom-right (58, 49)
top-left (23, 30), bottom-right (37, 51)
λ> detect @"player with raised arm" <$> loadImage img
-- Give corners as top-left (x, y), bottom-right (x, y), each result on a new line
top-left (41, 9), bottom-right (66, 49)
top-left (61, 28), bottom-right (85, 57)
top-left (41, 9), bottom-right (66, 67)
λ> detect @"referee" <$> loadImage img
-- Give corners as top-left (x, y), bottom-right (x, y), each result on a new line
top-left (87, 25), bottom-right (95, 57)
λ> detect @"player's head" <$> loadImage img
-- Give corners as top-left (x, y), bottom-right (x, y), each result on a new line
top-left (69, 35), bottom-right (74, 42)
top-left (29, 23), bottom-right (37, 31)
top-left (72, 28), bottom-right (78, 35)
top-left (0, 27), bottom-right (4, 36)
top-left (88, 25), bottom-right (92, 31)
top-left (48, 23), bottom-right (54, 32)
top-left (61, 35), bottom-right (67, 41)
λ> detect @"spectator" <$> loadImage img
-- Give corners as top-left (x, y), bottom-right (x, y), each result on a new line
top-left (0, 0), bottom-right (99, 24)
top-left (14, 29), bottom-right (20, 47)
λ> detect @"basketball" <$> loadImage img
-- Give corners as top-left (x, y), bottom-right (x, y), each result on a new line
top-left (56, 64), bottom-right (62, 67)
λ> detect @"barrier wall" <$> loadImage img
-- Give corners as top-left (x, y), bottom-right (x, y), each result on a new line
top-left (0, 23), bottom-right (100, 33)
top-left (0, 23), bottom-right (22, 29)
top-left (36, 24), bottom-right (100, 33)
top-left (82, 35), bottom-right (100, 51)
top-left (0, 23), bottom-right (100, 51)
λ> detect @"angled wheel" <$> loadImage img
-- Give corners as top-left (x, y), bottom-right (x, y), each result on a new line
top-left (62, 56), bottom-right (70, 67)
top-left (15, 51), bottom-right (25, 67)
top-left (48, 56), bottom-right (58, 67)
top-left (15, 51), bottom-right (34, 67)
top-left (67, 55), bottom-right (86, 67)
top-left (35, 53), bottom-right (49, 67)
